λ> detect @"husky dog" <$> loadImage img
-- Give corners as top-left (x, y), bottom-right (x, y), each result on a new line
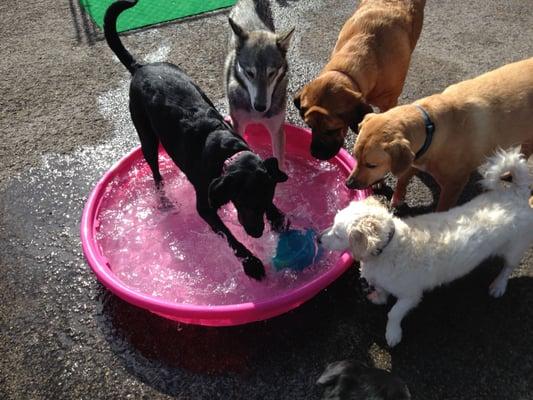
top-left (225, 0), bottom-right (294, 167)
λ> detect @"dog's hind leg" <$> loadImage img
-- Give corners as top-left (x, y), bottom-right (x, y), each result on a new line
top-left (489, 245), bottom-right (526, 298)
top-left (130, 107), bottom-right (163, 188)
top-left (385, 296), bottom-right (420, 347)
top-left (130, 108), bottom-right (173, 209)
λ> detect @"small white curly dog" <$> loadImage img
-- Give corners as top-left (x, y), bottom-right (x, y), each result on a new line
top-left (320, 148), bottom-right (533, 347)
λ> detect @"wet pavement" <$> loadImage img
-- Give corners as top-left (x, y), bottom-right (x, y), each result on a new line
top-left (1, 0), bottom-right (532, 399)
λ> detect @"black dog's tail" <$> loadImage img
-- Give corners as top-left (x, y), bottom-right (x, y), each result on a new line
top-left (104, 0), bottom-right (142, 74)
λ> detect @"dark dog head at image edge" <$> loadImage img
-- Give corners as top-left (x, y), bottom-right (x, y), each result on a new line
top-left (317, 360), bottom-right (411, 400)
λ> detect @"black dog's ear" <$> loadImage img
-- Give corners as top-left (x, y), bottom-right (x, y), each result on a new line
top-left (208, 174), bottom-right (234, 209)
top-left (228, 17), bottom-right (248, 41)
top-left (293, 89), bottom-right (302, 111)
top-left (264, 158), bottom-right (288, 183)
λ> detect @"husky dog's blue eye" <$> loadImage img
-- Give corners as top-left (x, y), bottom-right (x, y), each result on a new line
top-left (245, 69), bottom-right (255, 79)
top-left (268, 70), bottom-right (276, 79)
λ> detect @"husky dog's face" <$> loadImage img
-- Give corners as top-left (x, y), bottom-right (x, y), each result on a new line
top-left (229, 18), bottom-right (294, 113)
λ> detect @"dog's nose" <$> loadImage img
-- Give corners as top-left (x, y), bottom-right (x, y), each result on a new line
top-left (253, 103), bottom-right (267, 112)
top-left (345, 176), bottom-right (358, 189)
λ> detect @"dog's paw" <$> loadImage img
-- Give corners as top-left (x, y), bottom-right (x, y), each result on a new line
top-left (385, 324), bottom-right (403, 347)
top-left (157, 194), bottom-right (175, 211)
top-left (270, 215), bottom-right (290, 233)
top-left (489, 279), bottom-right (507, 298)
top-left (243, 256), bottom-right (266, 281)
top-left (367, 290), bottom-right (388, 305)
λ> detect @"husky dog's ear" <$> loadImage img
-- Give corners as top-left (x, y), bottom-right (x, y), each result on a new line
top-left (264, 157), bottom-right (289, 183)
top-left (348, 216), bottom-right (382, 260)
top-left (208, 174), bottom-right (234, 209)
top-left (277, 27), bottom-right (295, 53)
top-left (228, 17), bottom-right (248, 41)
top-left (293, 89), bottom-right (302, 111)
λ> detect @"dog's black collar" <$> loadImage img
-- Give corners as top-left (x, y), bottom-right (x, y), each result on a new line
top-left (414, 104), bottom-right (435, 160)
top-left (371, 223), bottom-right (396, 256)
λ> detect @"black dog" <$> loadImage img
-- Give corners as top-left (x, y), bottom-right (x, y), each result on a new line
top-left (104, 0), bottom-right (288, 280)
top-left (317, 360), bottom-right (411, 400)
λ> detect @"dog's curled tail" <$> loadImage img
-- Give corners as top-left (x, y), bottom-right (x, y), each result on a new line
top-left (104, 0), bottom-right (142, 74)
top-left (480, 147), bottom-right (531, 193)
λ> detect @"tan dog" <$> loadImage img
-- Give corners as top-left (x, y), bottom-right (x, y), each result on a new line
top-left (294, 0), bottom-right (425, 160)
top-left (346, 58), bottom-right (533, 211)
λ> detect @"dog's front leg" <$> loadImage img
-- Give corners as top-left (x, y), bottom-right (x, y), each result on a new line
top-left (263, 113), bottom-right (286, 168)
top-left (391, 167), bottom-right (417, 208)
top-left (385, 296), bottom-right (420, 347)
top-left (435, 175), bottom-right (469, 212)
top-left (266, 204), bottom-right (290, 233)
top-left (229, 112), bottom-right (247, 136)
top-left (197, 203), bottom-right (266, 280)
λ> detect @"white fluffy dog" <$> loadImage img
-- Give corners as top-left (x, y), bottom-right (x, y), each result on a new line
top-left (320, 148), bottom-right (533, 347)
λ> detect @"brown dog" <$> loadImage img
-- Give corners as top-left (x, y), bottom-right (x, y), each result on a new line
top-left (346, 58), bottom-right (533, 211)
top-left (293, 0), bottom-right (425, 160)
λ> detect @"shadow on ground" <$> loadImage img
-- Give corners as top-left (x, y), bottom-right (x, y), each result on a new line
top-left (391, 264), bottom-right (533, 399)
top-left (99, 256), bottom-right (533, 399)
top-left (97, 268), bottom-right (384, 398)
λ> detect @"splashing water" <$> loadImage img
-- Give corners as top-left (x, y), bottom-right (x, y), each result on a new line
top-left (96, 143), bottom-right (353, 306)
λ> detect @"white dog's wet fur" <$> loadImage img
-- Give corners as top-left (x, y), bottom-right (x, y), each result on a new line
top-left (320, 148), bottom-right (533, 347)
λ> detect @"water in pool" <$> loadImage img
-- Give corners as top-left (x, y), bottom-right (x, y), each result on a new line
top-left (96, 145), bottom-right (353, 306)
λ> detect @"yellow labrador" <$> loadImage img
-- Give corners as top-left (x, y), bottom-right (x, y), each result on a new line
top-left (346, 57), bottom-right (533, 211)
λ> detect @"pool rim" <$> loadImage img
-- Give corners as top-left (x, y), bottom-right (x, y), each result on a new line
top-left (80, 123), bottom-right (370, 326)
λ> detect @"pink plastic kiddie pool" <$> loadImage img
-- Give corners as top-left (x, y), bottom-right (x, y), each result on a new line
top-left (81, 123), bottom-right (370, 326)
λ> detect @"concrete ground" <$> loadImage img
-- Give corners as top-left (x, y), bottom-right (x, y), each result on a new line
top-left (1, 0), bottom-right (532, 399)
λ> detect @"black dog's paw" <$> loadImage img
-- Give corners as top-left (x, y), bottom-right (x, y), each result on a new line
top-left (157, 194), bottom-right (174, 212)
top-left (267, 206), bottom-right (290, 233)
top-left (243, 256), bottom-right (266, 280)
top-left (270, 214), bottom-right (291, 233)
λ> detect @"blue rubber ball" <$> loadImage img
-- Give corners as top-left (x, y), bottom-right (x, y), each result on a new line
top-left (272, 229), bottom-right (322, 271)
